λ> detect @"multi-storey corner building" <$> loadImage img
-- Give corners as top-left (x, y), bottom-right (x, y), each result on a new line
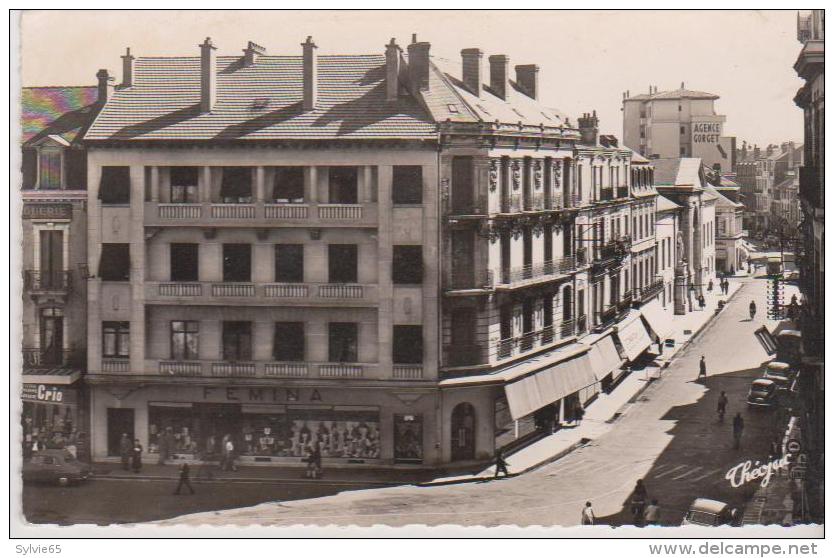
top-left (622, 85), bottom-right (736, 172)
top-left (736, 142), bottom-right (803, 235)
top-left (80, 36), bottom-right (666, 467)
top-left (793, 9), bottom-right (824, 520)
top-left (19, 71), bottom-right (110, 459)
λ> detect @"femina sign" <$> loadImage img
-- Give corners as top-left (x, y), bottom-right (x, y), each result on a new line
top-left (22, 383), bottom-right (65, 403)
top-left (201, 386), bottom-right (323, 403)
top-left (692, 122), bottom-right (722, 144)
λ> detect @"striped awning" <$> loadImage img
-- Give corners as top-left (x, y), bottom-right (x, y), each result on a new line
top-left (504, 353), bottom-right (597, 421)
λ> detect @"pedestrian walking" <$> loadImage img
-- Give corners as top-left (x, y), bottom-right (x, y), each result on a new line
top-left (119, 433), bottom-right (132, 471)
top-left (717, 391), bottom-right (728, 422)
top-left (644, 499), bottom-right (661, 526)
top-left (131, 439), bottom-right (143, 473)
top-left (306, 441), bottom-right (323, 479)
top-left (174, 462), bottom-right (195, 495)
top-left (581, 501), bottom-right (595, 525)
top-left (697, 356), bottom-right (707, 382)
top-left (698, 294), bottom-right (706, 310)
top-left (574, 403), bottom-right (585, 425)
top-left (224, 436), bottom-right (237, 472)
top-left (707, 280), bottom-right (713, 292)
top-left (493, 448), bottom-right (509, 479)
top-left (630, 479), bottom-right (648, 525)
top-left (732, 413), bottom-right (744, 450)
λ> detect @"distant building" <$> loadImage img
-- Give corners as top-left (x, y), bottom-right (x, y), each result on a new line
top-left (736, 141), bottom-right (803, 235)
top-left (19, 70), bottom-right (110, 459)
top-left (622, 85), bottom-right (736, 173)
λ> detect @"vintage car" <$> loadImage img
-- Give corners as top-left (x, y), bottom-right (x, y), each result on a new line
top-left (762, 361), bottom-right (793, 388)
top-left (22, 449), bottom-right (91, 485)
top-left (681, 498), bottom-right (740, 526)
top-left (747, 378), bottom-right (779, 407)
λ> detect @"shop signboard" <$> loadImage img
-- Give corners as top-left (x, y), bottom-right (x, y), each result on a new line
top-left (21, 383), bottom-right (77, 405)
top-left (691, 120), bottom-right (723, 144)
top-left (22, 203), bottom-right (73, 220)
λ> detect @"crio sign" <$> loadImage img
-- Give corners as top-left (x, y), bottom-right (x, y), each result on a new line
top-left (22, 383), bottom-right (67, 403)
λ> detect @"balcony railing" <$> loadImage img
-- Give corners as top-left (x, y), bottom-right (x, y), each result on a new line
top-left (545, 193), bottom-right (564, 211)
top-left (211, 362), bottom-right (257, 377)
top-left (148, 360), bottom-right (387, 379)
top-left (147, 201), bottom-right (377, 226)
top-left (319, 284), bottom-right (364, 298)
top-left (102, 359), bottom-right (130, 373)
top-left (318, 204), bottom-right (363, 220)
top-left (211, 283), bottom-right (255, 297)
top-left (634, 279), bottom-right (665, 304)
top-left (592, 239), bottom-right (628, 271)
top-left (320, 364), bottom-right (363, 378)
top-left (150, 281), bottom-right (376, 304)
top-left (495, 324), bottom-right (569, 361)
top-left (264, 204), bottom-right (309, 219)
top-left (446, 344), bottom-right (487, 367)
top-left (264, 362), bottom-right (309, 377)
top-left (211, 204), bottom-right (256, 219)
top-left (617, 290), bottom-right (634, 312)
top-left (498, 256), bottom-right (576, 286)
top-left (159, 203), bottom-right (201, 219)
top-left (576, 315), bottom-right (588, 334)
top-left (799, 166), bottom-right (822, 209)
top-left (392, 365), bottom-right (424, 380)
top-left (560, 318), bottom-right (575, 338)
top-left (24, 270), bottom-right (72, 293)
top-left (594, 306), bottom-right (618, 331)
top-left (446, 267), bottom-right (494, 291)
top-left (159, 282), bottom-right (203, 296)
top-left (159, 361), bottom-right (202, 376)
top-left (264, 283), bottom-right (310, 298)
top-left (22, 348), bottom-right (84, 369)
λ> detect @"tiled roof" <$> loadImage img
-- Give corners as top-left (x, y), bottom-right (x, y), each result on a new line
top-left (654, 157), bottom-right (705, 189)
top-left (656, 194), bottom-right (681, 212)
top-left (625, 88), bottom-right (719, 102)
top-left (430, 56), bottom-right (566, 128)
top-left (86, 55), bottom-right (437, 141)
top-left (705, 184), bottom-right (742, 207)
top-left (22, 86), bottom-right (100, 144)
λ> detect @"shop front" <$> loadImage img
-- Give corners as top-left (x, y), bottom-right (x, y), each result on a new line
top-left (89, 382), bottom-right (437, 466)
top-left (21, 375), bottom-right (86, 460)
top-left (615, 310), bottom-right (654, 362)
top-left (584, 333), bottom-right (626, 393)
top-left (640, 299), bottom-right (674, 345)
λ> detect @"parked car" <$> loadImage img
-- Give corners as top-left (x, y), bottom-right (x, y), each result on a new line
top-left (681, 498), bottom-right (740, 526)
top-left (22, 449), bottom-right (91, 485)
top-left (782, 270), bottom-right (799, 283)
top-left (747, 378), bottom-right (778, 408)
top-left (762, 361), bottom-right (793, 388)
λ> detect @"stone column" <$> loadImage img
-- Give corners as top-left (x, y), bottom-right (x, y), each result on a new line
top-left (150, 166), bottom-right (159, 202)
top-left (129, 165), bottom-right (146, 376)
top-left (305, 166), bottom-right (318, 204)
top-left (377, 165), bottom-right (393, 377)
top-left (255, 166), bottom-right (265, 202)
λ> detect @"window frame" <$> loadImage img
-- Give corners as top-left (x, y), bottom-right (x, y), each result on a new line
top-left (392, 325), bottom-right (423, 364)
top-left (328, 244), bottom-right (358, 283)
top-left (99, 243), bottom-right (131, 281)
top-left (274, 244), bottom-right (304, 283)
top-left (170, 243), bottom-right (199, 282)
top-left (328, 322), bottom-right (358, 363)
top-left (392, 245), bottom-right (423, 284)
top-left (392, 165), bottom-right (423, 205)
top-left (37, 146), bottom-right (64, 190)
top-left (170, 320), bottom-right (199, 360)
top-left (222, 321), bottom-right (252, 362)
top-left (103, 321), bottom-right (130, 358)
top-left (273, 322), bottom-right (305, 361)
top-left (222, 243), bottom-right (252, 282)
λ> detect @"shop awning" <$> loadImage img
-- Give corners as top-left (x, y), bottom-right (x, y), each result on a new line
top-left (22, 368), bottom-right (81, 385)
top-left (641, 299), bottom-right (673, 341)
top-left (504, 353), bottom-right (597, 421)
top-left (587, 334), bottom-right (625, 380)
top-left (754, 326), bottom-right (778, 356)
top-left (616, 313), bottom-right (653, 362)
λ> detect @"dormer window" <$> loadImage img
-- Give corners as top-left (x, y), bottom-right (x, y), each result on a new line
top-left (38, 147), bottom-right (63, 189)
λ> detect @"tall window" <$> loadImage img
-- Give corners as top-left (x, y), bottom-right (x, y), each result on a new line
top-left (393, 325), bottom-right (423, 364)
top-left (392, 166), bottom-right (423, 205)
top-left (273, 322), bottom-right (304, 361)
top-left (275, 244), bottom-right (304, 283)
top-left (272, 167), bottom-right (304, 203)
top-left (170, 321), bottom-right (199, 360)
top-left (223, 244), bottom-right (251, 282)
top-left (170, 167), bottom-right (199, 203)
top-left (170, 244), bottom-right (198, 282)
top-left (38, 148), bottom-right (62, 189)
top-left (392, 245), bottom-right (423, 284)
top-left (220, 167), bottom-right (253, 203)
top-left (328, 167), bottom-right (358, 204)
top-left (99, 166), bottom-right (131, 204)
top-left (329, 322), bottom-right (358, 362)
top-left (99, 244), bottom-right (130, 281)
top-left (103, 321), bottom-right (130, 358)
top-left (222, 321), bottom-right (252, 361)
top-left (328, 244), bottom-right (358, 283)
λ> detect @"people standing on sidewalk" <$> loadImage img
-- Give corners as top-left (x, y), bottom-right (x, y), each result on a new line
top-left (733, 413), bottom-right (745, 449)
top-left (306, 441), bottom-right (323, 479)
top-left (631, 479), bottom-right (649, 525)
top-left (697, 356), bottom-right (707, 382)
top-left (119, 433), bottom-right (132, 471)
top-left (581, 502), bottom-right (595, 525)
top-left (493, 448), bottom-right (509, 479)
top-left (131, 439), bottom-right (143, 473)
top-left (698, 294), bottom-right (706, 310)
top-left (224, 436), bottom-right (237, 472)
top-left (707, 280), bottom-right (713, 292)
top-left (644, 499), bottom-right (661, 526)
top-left (174, 462), bottom-right (195, 495)
top-left (574, 402), bottom-right (585, 425)
top-left (717, 391), bottom-right (728, 422)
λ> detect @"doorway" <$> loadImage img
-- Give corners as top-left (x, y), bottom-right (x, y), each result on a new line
top-left (107, 408), bottom-right (134, 456)
top-left (451, 402), bottom-right (476, 461)
top-left (39, 307), bottom-right (64, 365)
top-left (39, 230), bottom-right (63, 289)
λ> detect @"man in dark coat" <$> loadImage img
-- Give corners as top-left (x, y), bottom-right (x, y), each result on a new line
top-left (131, 439), bottom-right (143, 473)
top-left (174, 462), bottom-right (195, 495)
top-left (697, 356), bottom-right (707, 382)
top-left (732, 413), bottom-right (744, 449)
top-left (119, 433), bottom-right (132, 471)
top-left (493, 448), bottom-right (509, 479)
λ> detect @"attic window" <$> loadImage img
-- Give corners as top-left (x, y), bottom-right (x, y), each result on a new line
top-left (251, 98), bottom-right (269, 110)
top-left (447, 104), bottom-right (459, 113)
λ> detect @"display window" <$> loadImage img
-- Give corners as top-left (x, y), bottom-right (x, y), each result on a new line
top-left (148, 404), bottom-right (199, 455)
top-left (393, 414), bottom-right (423, 463)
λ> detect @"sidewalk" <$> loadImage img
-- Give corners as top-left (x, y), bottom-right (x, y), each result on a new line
top-left (424, 278), bottom-right (745, 486)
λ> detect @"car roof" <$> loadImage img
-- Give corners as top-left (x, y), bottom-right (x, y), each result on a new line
top-left (778, 330), bottom-right (802, 338)
top-left (752, 378), bottom-right (776, 387)
top-left (690, 498), bottom-right (729, 513)
top-left (767, 361), bottom-right (791, 371)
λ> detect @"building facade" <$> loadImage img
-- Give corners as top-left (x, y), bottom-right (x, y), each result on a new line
top-left (622, 85), bottom-right (736, 172)
top-left (20, 73), bottom-right (110, 460)
top-left (793, 9), bottom-right (824, 521)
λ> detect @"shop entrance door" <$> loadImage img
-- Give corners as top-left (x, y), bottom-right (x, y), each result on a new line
top-left (107, 408), bottom-right (134, 456)
top-left (196, 403), bottom-right (241, 458)
top-left (451, 402), bottom-right (476, 461)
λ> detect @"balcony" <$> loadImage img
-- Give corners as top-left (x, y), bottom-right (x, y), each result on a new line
top-left (22, 348), bottom-right (85, 370)
top-left (392, 365), bottom-right (424, 380)
top-left (445, 268), bottom-right (494, 293)
top-left (147, 360), bottom-right (383, 379)
top-left (633, 279), bottom-right (665, 305)
top-left (591, 240), bottom-right (627, 273)
top-left (599, 188), bottom-right (615, 202)
top-left (799, 166), bottom-right (822, 209)
top-left (524, 192), bottom-right (545, 212)
top-left (146, 281), bottom-right (378, 306)
top-left (145, 202), bottom-right (378, 228)
top-left (617, 187), bottom-right (630, 199)
top-left (594, 306), bottom-right (618, 332)
top-left (616, 290), bottom-right (634, 313)
top-left (495, 325), bottom-right (565, 361)
top-left (445, 344), bottom-right (488, 367)
top-left (496, 256), bottom-right (576, 288)
top-left (23, 270), bottom-right (72, 294)
top-left (575, 314), bottom-right (588, 334)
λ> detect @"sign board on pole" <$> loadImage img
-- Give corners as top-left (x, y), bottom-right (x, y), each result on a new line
top-left (786, 439), bottom-right (802, 454)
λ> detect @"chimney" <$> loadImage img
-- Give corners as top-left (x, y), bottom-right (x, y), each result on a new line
top-left (96, 69), bottom-right (110, 104)
top-left (578, 110), bottom-right (599, 146)
top-left (680, 81), bottom-right (685, 89)
top-left (120, 47), bottom-right (134, 88)
top-left (242, 41), bottom-right (266, 67)
top-left (754, 145), bottom-right (761, 160)
top-left (515, 64), bottom-right (539, 100)
top-left (407, 40), bottom-right (431, 92)
top-left (301, 36), bottom-right (318, 111)
top-left (461, 48), bottom-right (483, 97)
top-left (488, 55), bottom-right (509, 100)
top-left (199, 37), bottom-right (217, 113)
top-left (385, 38), bottom-right (401, 102)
